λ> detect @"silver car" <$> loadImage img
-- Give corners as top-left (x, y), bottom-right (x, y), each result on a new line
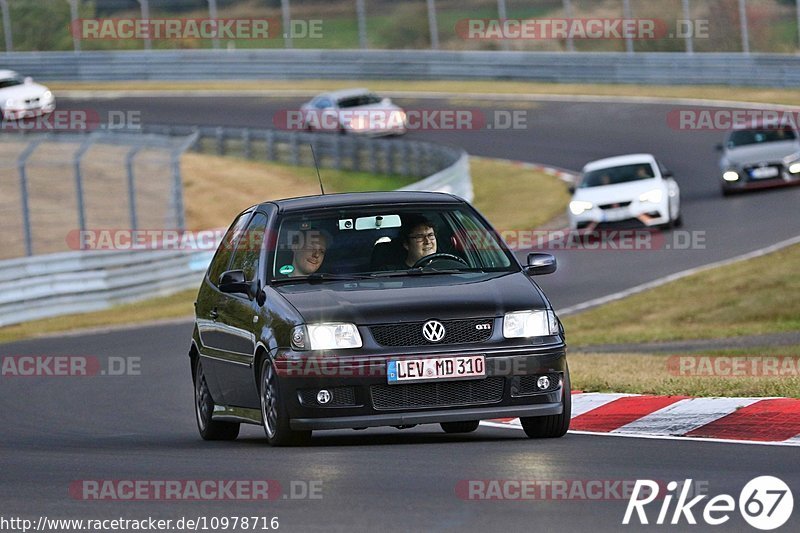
top-left (718, 123), bottom-right (800, 195)
top-left (299, 88), bottom-right (407, 136)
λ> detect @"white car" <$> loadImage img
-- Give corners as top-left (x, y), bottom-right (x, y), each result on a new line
top-left (300, 88), bottom-right (406, 136)
top-left (568, 154), bottom-right (681, 230)
top-left (0, 70), bottom-right (55, 120)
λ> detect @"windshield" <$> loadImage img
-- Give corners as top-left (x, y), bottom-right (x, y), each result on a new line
top-left (0, 76), bottom-right (23, 89)
top-left (270, 206), bottom-right (515, 281)
top-left (337, 94), bottom-right (382, 108)
top-left (579, 163), bottom-right (656, 188)
top-left (727, 126), bottom-right (797, 148)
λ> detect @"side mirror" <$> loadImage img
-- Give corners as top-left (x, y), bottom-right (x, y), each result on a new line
top-left (662, 170), bottom-right (674, 178)
top-left (567, 185), bottom-right (576, 195)
top-left (381, 97), bottom-right (392, 105)
top-left (524, 253), bottom-right (557, 276)
top-left (24, 76), bottom-right (33, 84)
top-left (219, 270), bottom-right (251, 296)
top-left (715, 143), bottom-right (724, 152)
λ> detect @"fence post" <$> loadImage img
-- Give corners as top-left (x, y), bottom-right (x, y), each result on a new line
top-left (356, 0), bottom-right (368, 49)
top-left (215, 126), bottom-right (225, 155)
top-left (73, 135), bottom-right (96, 236)
top-left (281, 0), bottom-right (293, 49)
top-left (242, 129), bottom-right (252, 159)
top-left (137, 0), bottom-right (151, 51)
top-left (399, 141), bottom-right (409, 176)
top-left (682, 0), bottom-right (693, 54)
top-left (290, 134), bottom-right (299, 165)
top-left (562, 0), bottom-right (575, 52)
top-left (623, 0), bottom-right (634, 54)
top-left (125, 146), bottom-right (143, 230)
top-left (426, 0), bottom-right (439, 50)
top-left (266, 130), bottom-right (276, 160)
top-left (17, 138), bottom-right (45, 256)
top-left (171, 132), bottom-right (199, 231)
top-left (68, 0), bottom-right (81, 52)
top-left (333, 133), bottom-right (342, 170)
top-left (0, 0), bottom-right (12, 53)
top-left (497, 0), bottom-right (509, 51)
top-left (739, 0), bottom-right (750, 54)
top-left (207, 0), bottom-right (220, 49)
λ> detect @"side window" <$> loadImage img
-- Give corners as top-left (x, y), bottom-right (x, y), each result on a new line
top-left (316, 98), bottom-right (332, 109)
top-left (207, 211), bottom-right (251, 286)
top-left (229, 213), bottom-right (268, 282)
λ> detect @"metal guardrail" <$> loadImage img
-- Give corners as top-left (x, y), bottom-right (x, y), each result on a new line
top-left (0, 125), bottom-right (471, 327)
top-left (6, 50), bottom-right (800, 87)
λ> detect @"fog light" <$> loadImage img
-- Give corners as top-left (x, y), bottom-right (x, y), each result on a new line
top-left (537, 376), bottom-right (551, 390)
top-left (316, 390), bottom-right (331, 404)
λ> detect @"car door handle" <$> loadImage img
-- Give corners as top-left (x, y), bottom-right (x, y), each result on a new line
top-left (209, 308), bottom-right (219, 320)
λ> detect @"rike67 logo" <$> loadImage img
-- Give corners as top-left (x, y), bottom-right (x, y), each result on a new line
top-left (624, 476), bottom-right (793, 530)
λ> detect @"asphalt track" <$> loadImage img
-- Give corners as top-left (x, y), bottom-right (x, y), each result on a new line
top-left (1, 95), bottom-right (799, 532)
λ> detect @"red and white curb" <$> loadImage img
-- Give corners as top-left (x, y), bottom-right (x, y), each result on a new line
top-left (485, 393), bottom-right (800, 446)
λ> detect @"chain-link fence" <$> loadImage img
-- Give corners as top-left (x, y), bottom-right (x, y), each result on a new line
top-left (0, 131), bottom-right (196, 259)
top-left (1, 0), bottom-right (799, 54)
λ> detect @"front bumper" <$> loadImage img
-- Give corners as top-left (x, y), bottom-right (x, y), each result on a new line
top-left (721, 167), bottom-right (800, 192)
top-left (3, 101), bottom-right (55, 120)
top-left (570, 200), bottom-right (668, 229)
top-left (274, 345), bottom-right (568, 430)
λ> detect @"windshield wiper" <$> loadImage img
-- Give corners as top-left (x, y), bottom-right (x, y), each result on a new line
top-left (370, 268), bottom-right (475, 278)
top-left (272, 272), bottom-right (376, 284)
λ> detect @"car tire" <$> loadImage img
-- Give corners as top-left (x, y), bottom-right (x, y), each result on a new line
top-left (520, 367), bottom-right (571, 439)
top-left (440, 420), bottom-right (480, 434)
top-left (260, 358), bottom-right (311, 447)
top-left (194, 358), bottom-right (240, 441)
top-left (673, 212), bottom-right (683, 228)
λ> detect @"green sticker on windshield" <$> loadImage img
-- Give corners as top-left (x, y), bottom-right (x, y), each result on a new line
top-left (279, 265), bottom-right (294, 275)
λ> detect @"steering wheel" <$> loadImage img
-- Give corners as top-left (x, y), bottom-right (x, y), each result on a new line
top-left (411, 253), bottom-right (469, 269)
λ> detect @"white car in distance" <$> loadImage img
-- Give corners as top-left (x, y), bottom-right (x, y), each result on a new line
top-left (0, 70), bottom-right (55, 120)
top-left (568, 154), bottom-right (682, 231)
top-left (300, 88), bottom-right (407, 136)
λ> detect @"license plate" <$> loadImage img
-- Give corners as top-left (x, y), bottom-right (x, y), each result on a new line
top-left (750, 166), bottom-right (779, 179)
top-left (602, 208), bottom-right (629, 222)
top-left (387, 355), bottom-right (486, 384)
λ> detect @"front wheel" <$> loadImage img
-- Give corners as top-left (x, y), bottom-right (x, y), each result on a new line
top-left (520, 368), bottom-right (571, 439)
top-left (440, 420), bottom-right (480, 434)
top-left (194, 358), bottom-right (240, 441)
top-left (260, 358), bottom-right (311, 446)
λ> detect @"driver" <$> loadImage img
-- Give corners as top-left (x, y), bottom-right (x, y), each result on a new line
top-left (384, 215), bottom-right (438, 270)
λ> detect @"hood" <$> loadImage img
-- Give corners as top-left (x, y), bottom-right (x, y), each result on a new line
top-left (724, 141), bottom-right (800, 166)
top-left (573, 178), bottom-right (661, 204)
top-left (0, 82), bottom-right (49, 101)
top-left (274, 272), bottom-right (545, 325)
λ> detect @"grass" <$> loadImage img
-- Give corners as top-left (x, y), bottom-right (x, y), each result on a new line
top-left (564, 243), bottom-right (800, 347)
top-left (49, 79), bottom-right (800, 107)
top-left (0, 155), bottom-right (565, 345)
top-left (470, 156), bottom-right (570, 231)
top-left (569, 344), bottom-right (800, 398)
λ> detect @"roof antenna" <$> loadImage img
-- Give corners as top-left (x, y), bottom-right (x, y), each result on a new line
top-left (310, 144), bottom-right (325, 195)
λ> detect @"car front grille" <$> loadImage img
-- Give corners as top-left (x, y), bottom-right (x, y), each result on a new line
top-left (370, 318), bottom-right (494, 347)
top-left (598, 201), bottom-right (632, 210)
top-left (370, 377), bottom-right (504, 410)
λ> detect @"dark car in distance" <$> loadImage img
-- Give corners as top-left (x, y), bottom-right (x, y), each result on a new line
top-left (190, 192), bottom-right (570, 446)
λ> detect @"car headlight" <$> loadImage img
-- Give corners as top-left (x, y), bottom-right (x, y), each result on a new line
top-left (569, 200), bottom-right (593, 216)
top-left (291, 323), bottom-right (362, 351)
top-left (5, 98), bottom-right (18, 107)
top-left (42, 90), bottom-right (53, 101)
top-left (722, 171), bottom-right (740, 182)
top-left (788, 162), bottom-right (800, 174)
top-left (638, 189), bottom-right (663, 203)
top-left (503, 310), bottom-right (559, 339)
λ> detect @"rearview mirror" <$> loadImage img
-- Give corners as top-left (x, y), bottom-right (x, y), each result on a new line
top-left (524, 253), bottom-right (557, 276)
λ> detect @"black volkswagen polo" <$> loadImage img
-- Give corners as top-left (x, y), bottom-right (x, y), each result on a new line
top-left (190, 191), bottom-right (570, 446)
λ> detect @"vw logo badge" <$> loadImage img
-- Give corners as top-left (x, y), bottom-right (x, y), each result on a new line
top-left (316, 390), bottom-right (332, 405)
top-left (422, 320), bottom-right (446, 343)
